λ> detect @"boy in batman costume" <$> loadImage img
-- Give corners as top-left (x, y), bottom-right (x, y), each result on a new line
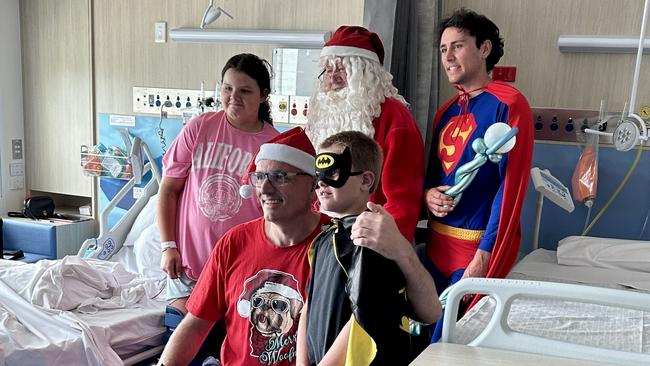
top-left (296, 131), bottom-right (433, 365)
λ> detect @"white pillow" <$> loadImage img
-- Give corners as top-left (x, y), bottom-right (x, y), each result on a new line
top-left (123, 194), bottom-right (159, 247)
top-left (134, 222), bottom-right (166, 280)
top-left (557, 236), bottom-right (650, 273)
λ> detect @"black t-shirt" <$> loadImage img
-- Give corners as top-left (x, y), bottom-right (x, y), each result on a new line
top-left (306, 215), bottom-right (412, 365)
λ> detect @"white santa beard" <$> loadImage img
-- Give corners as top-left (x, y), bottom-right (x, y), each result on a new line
top-left (306, 89), bottom-right (377, 148)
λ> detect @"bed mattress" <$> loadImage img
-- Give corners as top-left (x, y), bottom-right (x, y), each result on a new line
top-left (508, 249), bottom-right (650, 292)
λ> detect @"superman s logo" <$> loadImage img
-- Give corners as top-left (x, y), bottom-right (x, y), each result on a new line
top-left (316, 154), bottom-right (334, 169)
top-left (438, 114), bottom-right (477, 175)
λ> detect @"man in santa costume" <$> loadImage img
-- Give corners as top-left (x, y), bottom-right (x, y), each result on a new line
top-left (424, 8), bottom-right (533, 341)
top-left (305, 25), bottom-right (424, 243)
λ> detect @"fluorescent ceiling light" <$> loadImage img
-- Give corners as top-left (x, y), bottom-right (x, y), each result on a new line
top-left (558, 35), bottom-right (650, 53)
top-left (169, 28), bottom-right (329, 48)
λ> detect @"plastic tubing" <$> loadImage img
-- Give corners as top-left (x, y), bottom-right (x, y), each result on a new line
top-left (582, 145), bottom-right (643, 235)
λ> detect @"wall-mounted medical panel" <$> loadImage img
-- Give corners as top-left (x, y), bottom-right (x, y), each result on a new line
top-left (132, 86), bottom-right (217, 117)
top-left (532, 107), bottom-right (650, 148)
top-left (532, 108), bottom-right (598, 143)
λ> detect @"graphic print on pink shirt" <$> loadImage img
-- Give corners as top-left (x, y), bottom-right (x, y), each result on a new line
top-left (192, 142), bottom-right (253, 221)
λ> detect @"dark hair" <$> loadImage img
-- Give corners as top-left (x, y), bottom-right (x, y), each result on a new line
top-left (437, 8), bottom-right (504, 72)
top-left (319, 131), bottom-right (383, 193)
top-left (221, 53), bottom-right (274, 124)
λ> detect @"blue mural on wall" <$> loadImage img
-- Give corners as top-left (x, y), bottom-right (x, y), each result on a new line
top-left (97, 113), bottom-right (184, 228)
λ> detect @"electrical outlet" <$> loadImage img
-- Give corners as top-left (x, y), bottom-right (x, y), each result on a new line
top-left (155, 21), bottom-right (167, 43)
top-left (132, 86), bottom-right (217, 117)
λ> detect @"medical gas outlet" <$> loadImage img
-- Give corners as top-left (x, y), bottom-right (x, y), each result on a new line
top-left (133, 86), bottom-right (217, 117)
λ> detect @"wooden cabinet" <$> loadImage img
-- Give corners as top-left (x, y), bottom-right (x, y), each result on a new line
top-left (20, 0), bottom-right (93, 197)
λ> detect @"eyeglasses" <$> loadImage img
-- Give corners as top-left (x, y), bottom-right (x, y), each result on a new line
top-left (317, 67), bottom-right (346, 80)
top-left (251, 295), bottom-right (290, 314)
top-left (248, 171), bottom-right (312, 187)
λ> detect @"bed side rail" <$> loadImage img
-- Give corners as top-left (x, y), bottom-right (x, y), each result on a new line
top-left (442, 278), bottom-right (650, 366)
top-left (78, 136), bottom-right (161, 260)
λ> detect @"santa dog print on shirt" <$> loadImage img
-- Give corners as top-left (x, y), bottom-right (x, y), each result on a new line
top-left (237, 269), bottom-right (304, 364)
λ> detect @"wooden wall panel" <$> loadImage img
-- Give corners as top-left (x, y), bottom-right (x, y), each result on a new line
top-left (440, 0), bottom-right (650, 112)
top-left (21, 0), bottom-right (93, 197)
top-left (92, 0), bottom-right (364, 116)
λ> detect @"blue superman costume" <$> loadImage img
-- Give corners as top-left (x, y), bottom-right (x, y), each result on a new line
top-left (424, 81), bottom-right (533, 341)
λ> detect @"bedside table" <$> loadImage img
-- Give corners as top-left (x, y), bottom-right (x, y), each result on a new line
top-left (2, 217), bottom-right (97, 262)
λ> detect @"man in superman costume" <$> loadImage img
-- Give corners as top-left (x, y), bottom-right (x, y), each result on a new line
top-left (424, 8), bottom-right (533, 342)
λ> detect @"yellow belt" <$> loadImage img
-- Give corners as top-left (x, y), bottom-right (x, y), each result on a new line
top-left (428, 221), bottom-right (484, 242)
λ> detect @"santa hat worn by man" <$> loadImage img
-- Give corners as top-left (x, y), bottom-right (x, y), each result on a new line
top-left (239, 126), bottom-right (316, 199)
top-left (320, 25), bottom-right (385, 65)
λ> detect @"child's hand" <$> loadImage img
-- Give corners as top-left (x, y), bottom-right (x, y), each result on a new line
top-left (160, 248), bottom-right (182, 279)
top-left (351, 202), bottom-right (411, 261)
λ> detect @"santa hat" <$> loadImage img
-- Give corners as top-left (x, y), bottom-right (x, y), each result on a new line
top-left (239, 127), bottom-right (316, 199)
top-left (237, 269), bottom-right (303, 318)
top-left (320, 25), bottom-right (385, 65)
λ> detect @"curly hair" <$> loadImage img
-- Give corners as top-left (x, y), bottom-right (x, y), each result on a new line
top-left (437, 8), bottom-right (504, 72)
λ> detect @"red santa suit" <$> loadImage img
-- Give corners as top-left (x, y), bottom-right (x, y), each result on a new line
top-left (371, 97), bottom-right (425, 242)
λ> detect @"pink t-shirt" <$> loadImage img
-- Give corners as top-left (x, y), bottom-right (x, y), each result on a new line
top-left (163, 111), bottom-right (278, 280)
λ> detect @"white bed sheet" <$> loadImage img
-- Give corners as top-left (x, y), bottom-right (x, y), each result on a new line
top-left (0, 277), bottom-right (122, 366)
top-left (0, 252), bottom-right (166, 365)
top-left (453, 249), bottom-right (650, 355)
top-left (79, 299), bottom-right (166, 357)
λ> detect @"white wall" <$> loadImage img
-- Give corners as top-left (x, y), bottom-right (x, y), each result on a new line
top-left (0, 0), bottom-right (26, 213)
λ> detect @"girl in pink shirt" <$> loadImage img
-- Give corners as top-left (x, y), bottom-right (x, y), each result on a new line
top-left (158, 53), bottom-right (279, 314)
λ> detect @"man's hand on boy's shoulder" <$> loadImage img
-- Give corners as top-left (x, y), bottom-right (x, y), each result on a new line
top-left (351, 202), bottom-right (412, 262)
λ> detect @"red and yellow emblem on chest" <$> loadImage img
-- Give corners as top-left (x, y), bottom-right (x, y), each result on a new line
top-left (438, 114), bottom-right (477, 175)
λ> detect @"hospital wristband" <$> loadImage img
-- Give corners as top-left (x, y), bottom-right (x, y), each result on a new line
top-left (161, 240), bottom-right (178, 252)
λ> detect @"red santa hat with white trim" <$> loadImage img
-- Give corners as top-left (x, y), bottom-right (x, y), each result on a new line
top-left (239, 126), bottom-right (316, 199)
top-left (237, 269), bottom-right (304, 318)
top-left (320, 25), bottom-right (385, 65)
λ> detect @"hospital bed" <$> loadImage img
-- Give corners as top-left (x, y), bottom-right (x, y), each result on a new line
top-left (435, 236), bottom-right (650, 366)
top-left (0, 138), bottom-right (167, 366)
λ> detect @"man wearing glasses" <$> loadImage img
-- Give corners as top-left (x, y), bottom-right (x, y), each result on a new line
top-left (305, 25), bottom-right (424, 244)
top-left (159, 127), bottom-right (329, 366)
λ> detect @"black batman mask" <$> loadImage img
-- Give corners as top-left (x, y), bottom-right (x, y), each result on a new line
top-left (315, 147), bottom-right (362, 188)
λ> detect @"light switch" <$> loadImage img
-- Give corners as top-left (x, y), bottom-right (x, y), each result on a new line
top-left (155, 21), bottom-right (167, 43)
